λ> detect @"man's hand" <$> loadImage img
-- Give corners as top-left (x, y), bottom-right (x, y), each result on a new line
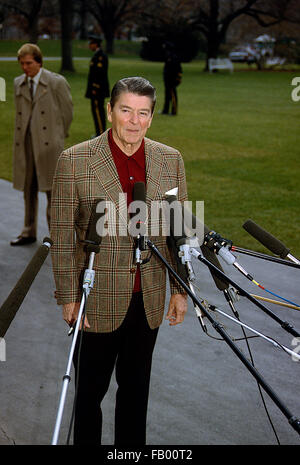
top-left (62, 302), bottom-right (90, 329)
top-left (165, 293), bottom-right (188, 326)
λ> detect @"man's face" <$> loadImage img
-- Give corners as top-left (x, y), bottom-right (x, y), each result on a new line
top-left (89, 42), bottom-right (98, 51)
top-left (107, 92), bottom-right (153, 155)
top-left (19, 54), bottom-right (41, 78)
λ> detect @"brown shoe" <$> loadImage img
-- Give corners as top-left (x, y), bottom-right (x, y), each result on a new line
top-left (10, 236), bottom-right (37, 246)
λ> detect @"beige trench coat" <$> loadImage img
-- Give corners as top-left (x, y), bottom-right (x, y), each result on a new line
top-left (13, 68), bottom-right (73, 192)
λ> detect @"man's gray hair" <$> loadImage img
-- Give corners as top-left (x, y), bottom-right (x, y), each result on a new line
top-left (110, 76), bottom-right (156, 114)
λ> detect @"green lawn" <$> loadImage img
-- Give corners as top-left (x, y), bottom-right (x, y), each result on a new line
top-left (1, 42), bottom-right (300, 257)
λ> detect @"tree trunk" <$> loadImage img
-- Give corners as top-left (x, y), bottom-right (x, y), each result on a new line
top-left (59, 0), bottom-right (75, 72)
top-left (78, 0), bottom-right (88, 40)
top-left (105, 29), bottom-right (115, 55)
top-left (204, 0), bottom-right (220, 71)
top-left (28, 15), bottom-right (39, 43)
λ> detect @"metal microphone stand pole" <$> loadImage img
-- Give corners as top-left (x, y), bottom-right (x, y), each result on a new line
top-left (146, 238), bottom-right (300, 436)
top-left (189, 248), bottom-right (300, 338)
top-left (178, 242), bottom-right (207, 333)
top-left (51, 244), bottom-right (99, 445)
top-left (204, 302), bottom-right (300, 361)
top-left (178, 243), bottom-right (300, 358)
top-left (231, 246), bottom-right (300, 270)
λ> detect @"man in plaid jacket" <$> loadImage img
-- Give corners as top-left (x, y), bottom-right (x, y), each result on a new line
top-left (50, 76), bottom-right (188, 445)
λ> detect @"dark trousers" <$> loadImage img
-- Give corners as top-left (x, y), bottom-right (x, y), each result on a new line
top-left (73, 292), bottom-right (159, 445)
top-left (22, 129), bottom-right (51, 237)
top-left (91, 97), bottom-right (106, 136)
top-left (162, 85), bottom-right (178, 115)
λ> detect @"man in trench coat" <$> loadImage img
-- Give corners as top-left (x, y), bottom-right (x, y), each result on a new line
top-left (11, 43), bottom-right (73, 246)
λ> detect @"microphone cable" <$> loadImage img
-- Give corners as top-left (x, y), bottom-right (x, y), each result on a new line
top-left (192, 282), bottom-right (282, 444)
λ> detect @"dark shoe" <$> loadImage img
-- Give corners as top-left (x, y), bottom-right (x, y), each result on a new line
top-left (10, 236), bottom-right (36, 246)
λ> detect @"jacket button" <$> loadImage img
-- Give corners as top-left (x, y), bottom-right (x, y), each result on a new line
top-left (43, 126), bottom-right (46, 130)
top-left (130, 267), bottom-right (136, 274)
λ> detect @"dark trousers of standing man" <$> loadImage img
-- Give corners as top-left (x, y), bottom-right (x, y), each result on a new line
top-left (73, 292), bottom-right (159, 445)
top-left (22, 129), bottom-right (51, 237)
top-left (162, 85), bottom-right (178, 115)
top-left (91, 97), bottom-right (106, 136)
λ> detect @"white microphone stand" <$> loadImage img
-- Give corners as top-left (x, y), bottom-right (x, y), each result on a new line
top-left (51, 249), bottom-right (97, 445)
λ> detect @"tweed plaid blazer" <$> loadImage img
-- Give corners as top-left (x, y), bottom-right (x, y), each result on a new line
top-left (50, 129), bottom-right (188, 333)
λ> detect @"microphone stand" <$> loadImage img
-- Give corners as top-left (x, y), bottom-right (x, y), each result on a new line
top-left (189, 247), bottom-right (300, 338)
top-left (51, 243), bottom-right (99, 445)
top-left (146, 238), bottom-right (300, 436)
top-left (178, 242), bottom-right (207, 333)
top-left (172, 240), bottom-right (300, 359)
top-left (231, 246), bottom-right (300, 270)
top-left (0, 237), bottom-right (53, 338)
top-left (203, 302), bottom-right (300, 361)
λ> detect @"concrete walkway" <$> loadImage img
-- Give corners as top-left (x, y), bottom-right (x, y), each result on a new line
top-left (0, 179), bottom-right (300, 446)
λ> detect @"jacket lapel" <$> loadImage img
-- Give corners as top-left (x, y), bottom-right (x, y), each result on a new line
top-left (34, 69), bottom-right (48, 104)
top-left (145, 138), bottom-right (164, 203)
top-left (88, 133), bottom-right (128, 229)
top-left (88, 133), bottom-right (165, 233)
top-left (15, 75), bottom-right (31, 102)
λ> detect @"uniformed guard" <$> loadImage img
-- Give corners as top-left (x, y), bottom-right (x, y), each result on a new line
top-left (85, 35), bottom-right (110, 136)
top-left (161, 42), bottom-right (182, 116)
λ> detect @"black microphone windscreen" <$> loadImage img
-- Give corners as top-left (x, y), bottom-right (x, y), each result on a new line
top-left (86, 200), bottom-right (105, 252)
top-left (182, 207), bottom-right (209, 244)
top-left (165, 194), bottom-right (227, 290)
top-left (165, 195), bottom-right (187, 243)
top-left (243, 219), bottom-right (290, 259)
top-left (133, 182), bottom-right (146, 203)
top-left (0, 242), bottom-right (51, 337)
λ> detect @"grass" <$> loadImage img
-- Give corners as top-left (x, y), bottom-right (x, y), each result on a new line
top-left (0, 38), bottom-right (142, 58)
top-left (1, 40), bottom-right (300, 257)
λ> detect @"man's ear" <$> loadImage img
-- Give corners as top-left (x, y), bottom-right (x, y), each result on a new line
top-left (107, 102), bottom-right (112, 123)
top-left (147, 114), bottom-right (153, 129)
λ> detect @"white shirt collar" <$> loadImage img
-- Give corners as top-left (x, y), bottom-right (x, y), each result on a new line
top-left (32, 67), bottom-right (43, 84)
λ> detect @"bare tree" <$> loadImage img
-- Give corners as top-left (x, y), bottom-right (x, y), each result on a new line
top-left (137, 0), bottom-right (204, 62)
top-left (189, 0), bottom-right (300, 70)
top-left (59, 0), bottom-right (75, 72)
top-left (73, 0), bottom-right (90, 40)
top-left (2, 0), bottom-right (44, 42)
top-left (88, 0), bottom-right (146, 54)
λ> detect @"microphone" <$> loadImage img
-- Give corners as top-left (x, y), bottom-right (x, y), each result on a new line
top-left (69, 204), bottom-right (104, 336)
top-left (130, 182), bottom-right (147, 263)
top-left (200, 244), bottom-right (229, 292)
top-left (243, 219), bottom-right (300, 265)
top-left (0, 237), bottom-right (53, 337)
top-left (84, 200), bottom-right (105, 254)
top-left (164, 192), bottom-right (232, 288)
top-left (164, 191), bottom-right (258, 288)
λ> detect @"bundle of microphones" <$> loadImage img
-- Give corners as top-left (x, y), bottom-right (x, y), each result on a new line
top-left (131, 182), bottom-right (300, 302)
top-left (1, 181), bottom-right (299, 340)
top-left (127, 183), bottom-right (300, 350)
